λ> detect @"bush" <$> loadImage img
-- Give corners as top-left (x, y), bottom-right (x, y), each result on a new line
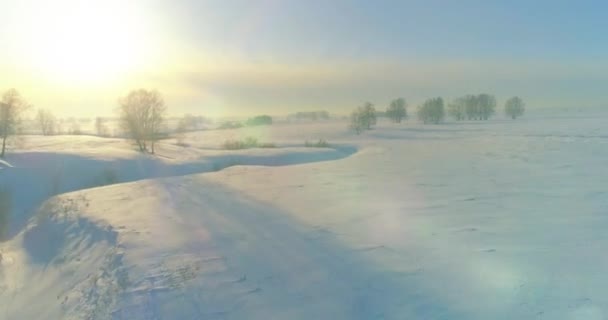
top-left (222, 136), bottom-right (265, 150)
top-left (99, 168), bottom-right (118, 186)
top-left (177, 114), bottom-right (206, 132)
top-left (305, 139), bottom-right (330, 148)
top-left (291, 111), bottom-right (330, 121)
top-left (217, 121), bottom-right (244, 130)
top-left (246, 115), bottom-right (273, 126)
top-left (259, 142), bottom-right (277, 148)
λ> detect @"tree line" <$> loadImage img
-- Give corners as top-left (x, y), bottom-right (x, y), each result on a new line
top-left (350, 94), bottom-right (525, 133)
top-left (0, 87), bottom-right (527, 156)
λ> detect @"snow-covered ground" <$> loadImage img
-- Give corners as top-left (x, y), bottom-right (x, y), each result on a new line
top-left (1, 113), bottom-right (608, 319)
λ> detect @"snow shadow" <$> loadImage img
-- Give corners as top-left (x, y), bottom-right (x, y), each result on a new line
top-left (111, 177), bottom-right (463, 319)
top-left (0, 146), bottom-right (357, 240)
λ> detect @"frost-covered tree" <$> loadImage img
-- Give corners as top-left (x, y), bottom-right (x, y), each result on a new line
top-left (386, 98), bottom-right (407, 123)
top-left (477, 93), bottom-right (496, 120)
top-left (362, 102), bottom-right (377, 129)
top-left (349, 102), bottom-right (377, 134)
top-left (505, 96), bottom-right (525, 119)
top-left (36, 109), bottom-right (57, 136)
top-left (417, 97), bottom-right (445, 124)
top-left (118, 89), bottom-right (167, 154)
top-left (448, 97), bottom-right (467, 121)
top-left (0, 89), bottom-right (30, 157)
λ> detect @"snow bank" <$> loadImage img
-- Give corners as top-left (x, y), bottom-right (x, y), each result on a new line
top-left (0, 143), bottom-right (356, 239)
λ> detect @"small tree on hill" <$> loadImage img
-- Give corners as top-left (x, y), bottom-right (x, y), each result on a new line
top-left (1, 89), bottom-right (30, 157)
top-left (386, 98), bottom-right (407, 123)
top-left (505, 96), bottom-right (525, 119)
top-left (417, 97), bottom-right (445, 124)
top-left (118, 89), bottom-right (167, 154)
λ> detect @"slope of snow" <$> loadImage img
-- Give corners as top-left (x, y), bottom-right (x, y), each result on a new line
top-left (2, 115), bottom-right (608, 319)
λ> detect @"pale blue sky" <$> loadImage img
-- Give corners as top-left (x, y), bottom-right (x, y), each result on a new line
top-left (1, 0), bottom-right (608, 116)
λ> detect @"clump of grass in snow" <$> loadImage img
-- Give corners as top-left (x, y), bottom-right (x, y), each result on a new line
top-left (258, 142), bottom-right (277, 148)
top-left (223, 137), bottom-right (276, 150)
top-left (304, 139), bottom-right (330, 148)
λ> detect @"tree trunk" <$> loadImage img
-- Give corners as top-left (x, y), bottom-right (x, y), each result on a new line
top-left (1, 135), bottom-right (6, 158)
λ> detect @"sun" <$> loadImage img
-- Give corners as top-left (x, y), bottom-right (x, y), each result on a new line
top-left (11, 0), bottom-right (153, 84)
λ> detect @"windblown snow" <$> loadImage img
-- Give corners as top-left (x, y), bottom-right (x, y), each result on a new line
top-left (1, 114), bottom-right (608, 319)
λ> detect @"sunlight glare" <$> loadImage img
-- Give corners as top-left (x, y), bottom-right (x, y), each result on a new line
top-left (10, 0), bottom-right (152, 84)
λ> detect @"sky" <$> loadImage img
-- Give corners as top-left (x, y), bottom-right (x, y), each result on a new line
top-left (1, 0), bottom-right (608, 117)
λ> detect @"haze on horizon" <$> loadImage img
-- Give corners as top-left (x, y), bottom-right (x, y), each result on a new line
top-left (1, 0), bottom-right (608, 117)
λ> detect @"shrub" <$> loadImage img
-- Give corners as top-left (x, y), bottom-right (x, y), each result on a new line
top-left (177, 114), bottom-right (206, 132)
top-left (259, 142), bottom-right (277, 148)
top-left (305, 139), bottom-right (330, 148)
top-left (217, 121), bottom-right (244, 130)
top-left (291, 111), bottom-right (330, 121)
top-left (222, 136), bottom-right (265, 150)
top-left (245, 115), bottom-right (273, 126)
top-left (223, 140), bottom-right (247, 150)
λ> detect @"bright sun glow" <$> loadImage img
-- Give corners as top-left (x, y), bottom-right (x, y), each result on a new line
top-left (9, 0), bottom-right (153, 84)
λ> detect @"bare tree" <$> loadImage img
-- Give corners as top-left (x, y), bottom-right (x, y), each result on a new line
top-left (505, 96), bottom-right (525, 119)
top-left (95, 117), bottom-right (109, 137)
top-left (118, 89), bottom-right (167, 153)
top-left (0, 89), bottom-right (30, 157)
top-left (36, 109), bottom-right (57, 136)
top-left (386, 98), bottom-right (407, 123)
